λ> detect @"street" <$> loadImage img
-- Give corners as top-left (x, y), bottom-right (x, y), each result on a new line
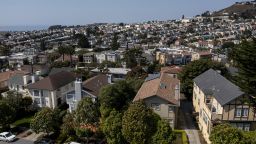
top-left (0, 138), bottom-right (33, 144)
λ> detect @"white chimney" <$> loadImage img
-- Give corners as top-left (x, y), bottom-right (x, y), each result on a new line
top-left (175, 84), bottom-right (180, 106)
top-left (75, 78), bottom-right (82, 101)
top-left (107, 74), bottom-right (112, 84)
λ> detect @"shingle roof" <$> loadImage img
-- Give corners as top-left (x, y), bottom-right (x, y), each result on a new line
top-left (27, 71), bottom-right (76, 91)
top-left (134, 73), bottom-right (180, 105)
top-left (193, 69), bottom-right (244, 106)
top-left (82, 74), bottom-right (109, 97)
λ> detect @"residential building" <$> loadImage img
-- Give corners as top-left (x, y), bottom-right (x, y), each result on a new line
top-left (91, 67), bottom-right (131, 82)
top-left (133, 72), bottom-right (180, 128)
top-left (27, 71), bottom-right (76, 108)
top-left (66, 74), bottom-right (111, 112)
top-left (193, 69), bottom-right (256, 143)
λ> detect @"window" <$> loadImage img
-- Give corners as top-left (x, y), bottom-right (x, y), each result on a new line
top-left (34, 90), bottom-right (40, 96)
top-left (168, 106), bottom-right (174, 112)
top-left (235, 108), bottom-right (249, 117)
top-left (231, 123), bottom-right (250, 131)
top-left (151, 103), bottom-right (160, 111)
top-left (235, 108), bottom-right (242, 117)
top-left (242, 108), bottom-right (249, 117)
top-left (202, 112), bottom-right (208, 125)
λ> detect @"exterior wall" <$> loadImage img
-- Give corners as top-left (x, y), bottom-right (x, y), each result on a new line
top-left (193, 82), bottom-right (256, 144)
top-left (143, 96), bottom-right (178, 129)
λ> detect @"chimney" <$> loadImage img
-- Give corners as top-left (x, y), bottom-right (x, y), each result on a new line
top-left (75, 78), bottom-right (82, 101)
top-left (107, 74), bottom-right (112, 84)
top-left (175, 84), bottom-right (180, 106)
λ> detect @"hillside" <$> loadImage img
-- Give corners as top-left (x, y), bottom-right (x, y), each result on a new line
top-left (213, 2), bottom-right (256, 18)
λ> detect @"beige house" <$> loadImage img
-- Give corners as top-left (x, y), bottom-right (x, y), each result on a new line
top-left (133, 72), bottom-right (180, 128)
top-left (193, 69), bottom-right (256, 143)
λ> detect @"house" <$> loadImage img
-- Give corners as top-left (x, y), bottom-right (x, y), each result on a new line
top-left (8, 71), bottom-right (34, 94)
top-left (191, 51), bottom-right (212, 61)
top-left (0, 70), bottom-right (27, 92)
top-left (91, 67), bottom-right (131, 82)
top-left (83, 52), bottom-right (95, 64)
top-left (20, 65), bottom-right (49, 76)
top-left (193, 69), bottom-right (256, 143)
top-left (27, 71), bottom-right (76, 108)
top-left (133, 72), bottom-right (180, 128)
top-left (66, 74), bottom-right (111, 112)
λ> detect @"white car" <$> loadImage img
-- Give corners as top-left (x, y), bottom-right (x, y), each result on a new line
top-left (0, 132), bottom-right (16, 142)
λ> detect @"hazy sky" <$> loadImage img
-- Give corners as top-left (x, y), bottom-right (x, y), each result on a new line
top-left (0, 0), bottom-right (245, 26)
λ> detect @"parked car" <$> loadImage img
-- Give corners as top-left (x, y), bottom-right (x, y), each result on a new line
top-left (0, 132), bottom-right (16, 142)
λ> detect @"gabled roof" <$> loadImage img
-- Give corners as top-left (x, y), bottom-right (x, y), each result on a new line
top-left (82, 74), bottom-right (109, 97)
top-left (134, 73), bottom-right (180, 105)
top-left (193, 69), bottom-right (244, 106)
top-left (27, 71), bottom-right (76, 91)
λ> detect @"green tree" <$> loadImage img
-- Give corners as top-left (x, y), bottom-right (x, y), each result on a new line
top-left (21, 97), bottom-right (33, 111)
top-left (122, 101), bottom-right (159, 144)
top-left (58, 46), bottom-right (66, 62)
top-left (210, 123), bottom-right (245, 144)
top-left (65, 46), bottom-right (75, 66)
top-left (75, 97), bottom-right (100, 125)
top-left (99, 80), bottom-right (135, 118)
top-left (123, 48), bottom-right (146, 68)
top-left (0, 101), bottom-right (15, 130)
top-left (178, 59), bottom-right (229, 99)
top-left (231, 40), bottom-right (256, 100)
top-left (0, 45), bottom-right (10, 56)
top-left (126, 66), bottom-right (147, 80)
top-left (30, 107), bottom-right (55, 134)
top-left (61, 112), bottom-right (77, 136)
top-left (152, 120), bottom-right (176, 144)
top-left (78, 35), bottom-right (91, 48)
top-left (40, 40), bottom-right (47, 51)
top-left (102, 110), bottom-right (126, 144)
top-left (110, 33), bottom-right (120, 50)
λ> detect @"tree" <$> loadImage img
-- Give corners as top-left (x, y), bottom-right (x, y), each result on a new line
top-left (231, 40), bottom-right (256, 99)
top-left (102, 110), bottom-right (126, 144)
top-left (75, 97), bottom-right (100, 125)
top-left (178, 59), bottom-right (229, 99)
top-left (65, 46), bottom-right (75, 66)
top-left (78, 35), bottom-right (91, 48)
top-left (122, 101), bottom-right (158, 144)
top-left (126, 66), bottom-right (147, 80)
top-left (40, 40), bottom-right (47, 51)
top-left (110, 33), bottom-right (120, 50)
top-left (61, 112), bottom-right (77, 136)
top-left (0, 45), bottom-right (10, 56)
top-left (99, 80), bottom-right (136, 118)
top-left (210, 123), bottom-right (244, 144)
top-left (152, 120), bottom-right (176, 144)
top-left (30, 107), bottom-right (55, 134)
top-left (58, 46), bottom-right (66, 62)
top-left (123, 48), bottom-right (146, 68)
top-left (21, 97), bottom-right (33, 111)
top-left (0, 101), bottom-right (15, 130)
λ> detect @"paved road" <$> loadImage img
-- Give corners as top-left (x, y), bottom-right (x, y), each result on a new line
top-left (178, 99), bottom-right (202, 144)
top-left (0, 138), bottom-right (33, 144)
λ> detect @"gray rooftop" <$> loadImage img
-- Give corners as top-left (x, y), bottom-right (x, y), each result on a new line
top-left (193, 69), bottom-right (244, 106)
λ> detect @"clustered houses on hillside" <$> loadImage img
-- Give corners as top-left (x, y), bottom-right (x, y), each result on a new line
top-left (192, 69), bottom-right (256, 143)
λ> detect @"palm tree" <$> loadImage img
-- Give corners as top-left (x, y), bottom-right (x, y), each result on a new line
top-left (66, 46), bottom-right (75, 66)
top-left (57, 46), bottom-right (66, 62)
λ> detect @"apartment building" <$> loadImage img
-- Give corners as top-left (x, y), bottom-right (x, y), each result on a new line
top-left (193, 69), bottom-right (256, 143)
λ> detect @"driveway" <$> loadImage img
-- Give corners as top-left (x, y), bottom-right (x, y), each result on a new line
top-left (177, 96), bottom-right (206, 144)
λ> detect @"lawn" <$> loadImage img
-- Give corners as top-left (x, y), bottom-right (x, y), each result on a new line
top-left (174, 130), bottom-right (189, 144)
top-left (12, 115), bottom-right (33, 128)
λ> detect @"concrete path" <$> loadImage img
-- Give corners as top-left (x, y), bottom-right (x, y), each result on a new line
top-left (178, 100), bottom-right (202, 144)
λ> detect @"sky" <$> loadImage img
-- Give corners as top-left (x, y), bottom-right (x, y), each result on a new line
top-left (0, 0), bottom-right (246, 26)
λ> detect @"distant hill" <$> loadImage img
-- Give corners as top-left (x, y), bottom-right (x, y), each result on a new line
top-left (213, 1), bottom-right (256, 18)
